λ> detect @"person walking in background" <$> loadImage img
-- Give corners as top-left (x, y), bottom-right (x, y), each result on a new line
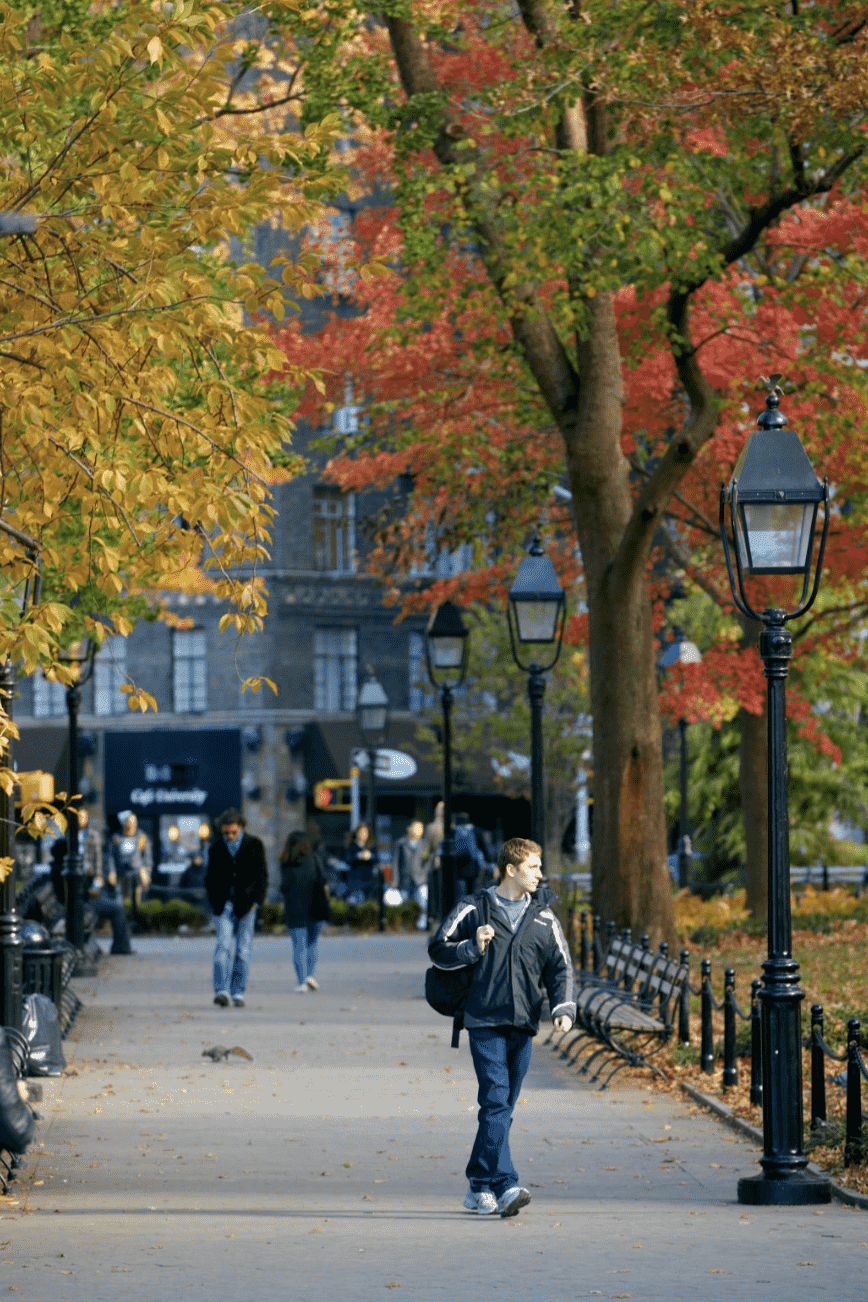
top-left (394, 819), bottom-right (428, 930)
top-left (110, 811), bottom-right (152, 927)
top-left (205, 809), bottom-right (268, 1009)
top-left (82, 809), bottom-right (134, 956)
top-left (422, 800), bottom-right (444, 921)
top-left (343, 823), bottom-right (378, 902)
top-left (428, 837), bottom-right (575, 1219)
top-left (51, 808), bottom-right (134, 955)
top-left (453, 812), bottom-right (489, 897)
top-left (280, 829), bottom-right (330, 993)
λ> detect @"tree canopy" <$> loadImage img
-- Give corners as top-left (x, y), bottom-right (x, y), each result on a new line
top-left (271, 0), bottom-right (868, 935)
top-left (0, 0), bottom-right (339, 677)
top-left (0, 0), bottom-right (346, 843)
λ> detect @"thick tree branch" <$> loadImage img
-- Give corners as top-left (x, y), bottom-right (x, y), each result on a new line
top-left (613, 146), bottom-right (864, 599)
top-left (668, 147), bottom-right (863, 328)
top-left (384, 15), bottom-right (580, 421)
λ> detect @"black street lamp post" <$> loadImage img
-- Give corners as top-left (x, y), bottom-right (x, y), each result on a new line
top-left (0, 519), bottom-right (41, 1030)
top-left (356, 670), bottom-right (389, 934)
top-left (659, 632), bottom-right (702, 890)
top-left (507, 537), bottom-right (567, 866)
top-left (0, 656), bottom-right (22, 1031)
top-left (720, 381), bottom-right (831, 1206)
top-left (60, 641), bottom-right (97, 969)
top-left (424, 601), bottom-right (469, 920)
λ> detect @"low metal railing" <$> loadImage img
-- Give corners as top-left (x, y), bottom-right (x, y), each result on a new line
top-left (810, 1008), bottom-right (867, 1168)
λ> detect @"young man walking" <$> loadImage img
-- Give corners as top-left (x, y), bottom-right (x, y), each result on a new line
top-left (205, 809), bottom-right (269, 1008)
top-left (428, 838), bottom-right (575, 1218)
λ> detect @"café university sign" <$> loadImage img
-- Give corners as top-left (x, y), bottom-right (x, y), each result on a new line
top-left (130, 786), bottom-right (208, 808)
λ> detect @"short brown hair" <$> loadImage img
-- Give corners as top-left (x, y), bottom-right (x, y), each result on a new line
top-left (217, 808), bottom-right (246, 830)
top-left (497, 838), bottom-right (541, 873)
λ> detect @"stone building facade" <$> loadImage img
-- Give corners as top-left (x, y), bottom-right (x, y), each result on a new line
top-left (12, 417), bottom-right (485, 897)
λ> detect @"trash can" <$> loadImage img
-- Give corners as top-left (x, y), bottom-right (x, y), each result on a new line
top-left (22, 946), bottom-right (64, 1009)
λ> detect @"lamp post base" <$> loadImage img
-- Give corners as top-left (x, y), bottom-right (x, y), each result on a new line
top-left (737, 1171), bottom-right (831, 1206)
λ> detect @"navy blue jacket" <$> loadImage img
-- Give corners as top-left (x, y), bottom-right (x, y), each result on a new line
top-left (205, 833), bottom-right (268, 919)
top-left (428, 887), bottom-right (575, 1034)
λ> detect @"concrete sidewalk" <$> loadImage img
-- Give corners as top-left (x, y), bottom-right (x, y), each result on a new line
top-left (2, 933), bottom-right (865, 1299)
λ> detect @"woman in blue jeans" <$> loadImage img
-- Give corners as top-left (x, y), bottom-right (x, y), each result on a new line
top-left (280, 829), bottom-right (330, 993)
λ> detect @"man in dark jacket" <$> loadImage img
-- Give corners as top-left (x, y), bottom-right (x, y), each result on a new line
top-left (205, 808), bottom-right (268, 1008)
top-left (428, 837), bottom-right (575, 1219)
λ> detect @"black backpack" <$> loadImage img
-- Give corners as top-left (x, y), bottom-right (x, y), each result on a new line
top-left (424, 894), bottom-right (489, 1047)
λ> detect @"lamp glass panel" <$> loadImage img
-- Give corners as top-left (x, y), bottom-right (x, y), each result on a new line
top-left (741, 501), bottom-right (816, 572)
top-left (429, 635), bottom-right (464, 669)
top-left (513, 599), bottom-right (560, 643)
top-left (360, 705), bottom-right (387, 734)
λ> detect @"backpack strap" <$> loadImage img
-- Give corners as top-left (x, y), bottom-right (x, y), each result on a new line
top-left (452, 891), bottom-right (490, 1050)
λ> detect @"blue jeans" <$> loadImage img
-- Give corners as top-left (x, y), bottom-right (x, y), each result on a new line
top-left (289, 922), bottom-right (323, 984)
top-left (213, 902), bottom-right (257, 997)
top-left (466, 1027), bottom-right (533, 1198)
top-left (93, 891), bottom-right (132, 954)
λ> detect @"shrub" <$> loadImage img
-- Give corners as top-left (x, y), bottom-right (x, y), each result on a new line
top-left (134, 898), bottom-right (207, 932)
top-left (260, 902), bottom-right (285, 930)
top-left (328, 898), bottom-right (421, 931)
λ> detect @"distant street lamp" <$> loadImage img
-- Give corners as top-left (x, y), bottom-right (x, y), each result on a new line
top-left (0, 519), bottom-right (41, 1029)
top-left (356, 669), bottom-right (390, 933)
top-left (720, 380), bottom-right (831, 1206)
top-left (659, 631), bottom-right (702, 889)
top-left (424, 601), bottom-right (470, 920)
top-left (507, 536), bottom-right (567, 867)
top-left (59, 640), bottom-right (97, 969)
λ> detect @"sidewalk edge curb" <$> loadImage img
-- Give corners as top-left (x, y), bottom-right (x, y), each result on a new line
top-left (680, 1081), bottom-right (868, 1211)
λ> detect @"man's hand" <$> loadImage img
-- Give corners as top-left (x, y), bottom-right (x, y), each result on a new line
top-left (553, 1016), bottom-right (573, 1033)
top-left (475, 924), bottom-right (495, 953)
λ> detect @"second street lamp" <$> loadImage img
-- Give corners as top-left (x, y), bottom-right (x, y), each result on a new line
top-left (0, 518), bottom-right (41, 1029)
top-left (356, 670), bottom-right (390, 933)
top-left (424, 600), bottom-right (470, 920)
top-left (507, 536), bottom-right (567, 867)
top-left (720, 380), bottom-right (830, 1206)
top-left (59, 640), bottom-right (98, 971)
top-left (659, 631), bottom-right (702, 890)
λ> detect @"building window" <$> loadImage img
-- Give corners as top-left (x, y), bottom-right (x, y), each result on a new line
top-left (313, 487), bottom-right (356, 573)
top-left (314, 628), bottom-right (357, 711)
top-left (94, 636), bottom-right (128, 716)
top-left (408, 632), bottom-right (436, 712)
top-left (33, 676), bottom-right (67, 719)
top-left (173, 630), bottom-right (207, 713)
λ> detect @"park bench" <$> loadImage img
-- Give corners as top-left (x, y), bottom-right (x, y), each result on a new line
top-left (0, 1027), bottom-right (40, 1195)
top-left (551, 933), bottom-right (688, 1089)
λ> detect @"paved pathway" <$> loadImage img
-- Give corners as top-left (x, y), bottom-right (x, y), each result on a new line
top-left (2, 933), bottom-right (866, 1299)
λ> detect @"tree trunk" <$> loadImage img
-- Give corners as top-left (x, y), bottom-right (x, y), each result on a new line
top-left (560, 293), bottom-right (675, 947)
top-left (739, 617), bottom-right (768, 919)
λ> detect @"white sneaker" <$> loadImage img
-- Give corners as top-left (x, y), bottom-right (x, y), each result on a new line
top-left (463, 1186), bottom-right (498, 1215)
top-left (294, 983), bottom-right (308, 993)
top-left (497, 1186), bottom-right (531, 1218)
top-left (305, 976), bottom-right (319, 990)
